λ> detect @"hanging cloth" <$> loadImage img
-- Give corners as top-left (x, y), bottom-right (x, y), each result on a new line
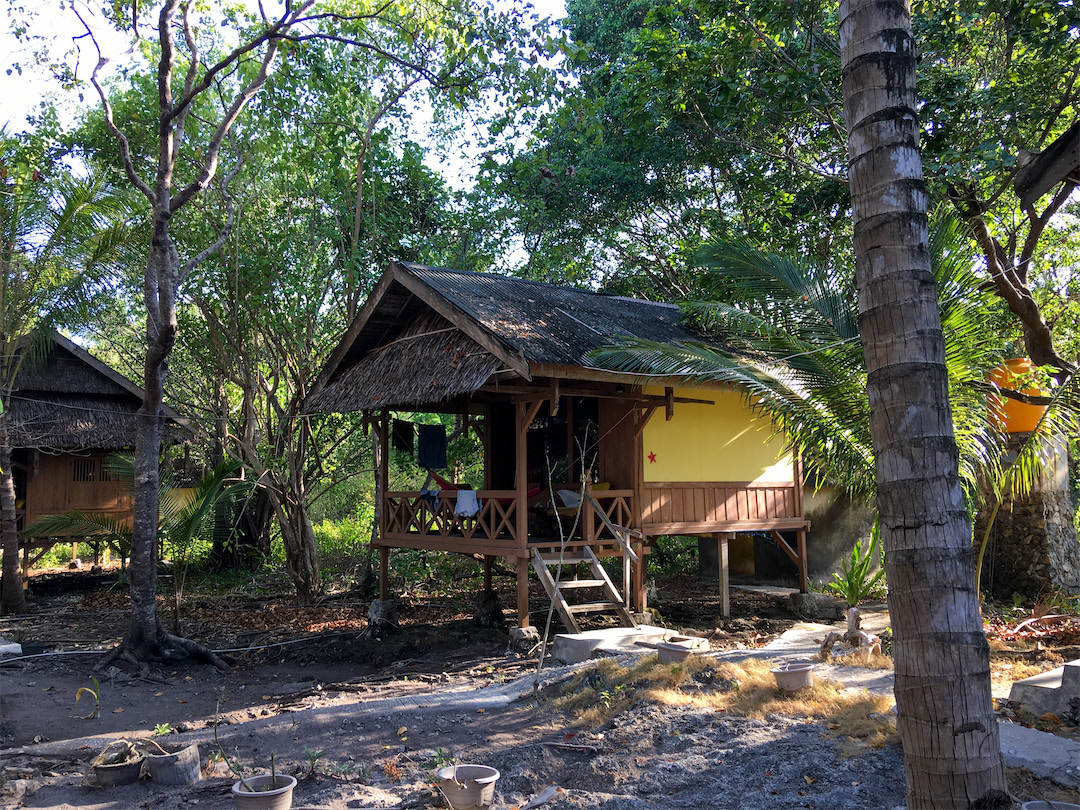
top-left (454, 489), bottom-right (481, 517)
top-left (392, 419), bottom-right (414, 453)
top-left (418, 423), bottom-right (447, 469)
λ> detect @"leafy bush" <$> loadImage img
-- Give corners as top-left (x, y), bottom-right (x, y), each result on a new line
top-left (827, 524), bottom-right (886, 607)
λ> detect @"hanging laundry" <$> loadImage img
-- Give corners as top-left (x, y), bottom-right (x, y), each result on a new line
top-left (454, 489), bottom-right (481, 517)
top-left (392, 419), bottom-right (414, 453)
top-left (418, 423), bottom-right (447, 469)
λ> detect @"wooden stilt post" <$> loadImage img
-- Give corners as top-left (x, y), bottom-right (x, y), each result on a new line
top-left (516, 556), bottom-right (530, 628)
top-left (483, 555), bottom-right (494, 591)
top-left (632, 540), bottom-right (645, 613)
top-left (715, 532), bottom-right (730, 618)
top-left (379, 546), bottom-right (389, 601)
top-left (797, 528), bottom-right (808, 593)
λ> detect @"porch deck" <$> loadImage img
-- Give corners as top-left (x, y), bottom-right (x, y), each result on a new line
top-left (381, 487), bottom-right (635, 556)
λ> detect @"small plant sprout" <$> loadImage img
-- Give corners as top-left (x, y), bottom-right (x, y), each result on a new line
top-left (431, 747), bottom-right (455, 769)
top-left (74, 676), bottom-right (100, 719)
top-left (305, 747), bottom-right (326, 776)
top-left (153, 722), bottom-right (173, 737)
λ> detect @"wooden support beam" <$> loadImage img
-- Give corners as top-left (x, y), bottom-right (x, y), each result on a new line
top-left (797, 528), bottom-right (808, 593)
top-left (379, 546), bottom-right (390, 601)
top-left (635, 407), bottom-right (658, 438)
top-left (715, 532), bottom-right (731, 618)
top-left (516, 556), bottom-right (531, 628)
top-left (632, 539), bottom-right (645, 614)
top-left (664, 386), bottom-right (675, 421)
top-left (549, 379), bottom-right (560, 416)
top-left (483, 555), bottom-right (494, 591)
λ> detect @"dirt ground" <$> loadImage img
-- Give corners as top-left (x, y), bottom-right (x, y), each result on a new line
top-left (1, 568), bottom-right (1078, 809)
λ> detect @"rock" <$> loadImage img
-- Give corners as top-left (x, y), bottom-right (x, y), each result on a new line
top-left (508, 626), bottom-right (540, 656)
top-left (788, 591), bottom-right (847, 621)
top-left (473, 589), bottom-right (507, 630)
top-left (366, 600), bottom-right (399, 639)
top-left (0, 778), bottom-right (44, 804)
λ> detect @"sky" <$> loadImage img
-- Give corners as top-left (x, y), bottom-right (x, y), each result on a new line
top-left (0, 0), bottom-right (568, 135)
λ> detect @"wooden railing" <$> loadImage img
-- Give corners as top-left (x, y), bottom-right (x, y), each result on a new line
top-left (381, 487), bottom-right (640, 556)
top-left (580, 489), bottom-right (636, 544)
top-left (641, 480), bottom-right (804, 535)
top-left (382, 490), bottom-right (520, 553)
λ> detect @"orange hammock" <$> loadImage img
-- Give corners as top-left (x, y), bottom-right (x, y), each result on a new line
top-left (423, 469), bottom-right (543, 503)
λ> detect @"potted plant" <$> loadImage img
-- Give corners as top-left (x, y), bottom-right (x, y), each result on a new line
top-left (91, 740), bottom-right (144, 787)
top-left (213, 700), bottom-right (295, 809)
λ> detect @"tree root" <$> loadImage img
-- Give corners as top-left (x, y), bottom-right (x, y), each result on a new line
top-left (820, 607), bottom-right (882, 660)
top-left (94, 633), bottom-right (230, 673)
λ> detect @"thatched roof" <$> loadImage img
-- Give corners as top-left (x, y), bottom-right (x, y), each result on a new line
top-left (310, 262), bottom-right (708, 414)
top-left (312, 310), bottom-right (499, 413)
top-left (7, 330), bottom-right (188, 452)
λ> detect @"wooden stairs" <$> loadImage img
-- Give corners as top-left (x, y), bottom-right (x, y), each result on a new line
top-left (531, 492), bottom-right (639, 639)
top-left (531, 545), bottom-right (635, 633)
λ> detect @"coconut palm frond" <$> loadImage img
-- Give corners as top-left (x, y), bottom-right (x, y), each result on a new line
top-left (22, 510), bottom-right (132, 547)
top-left (160, 460), bottom-right (246, 547)
top-left (695, 239), bottom-right (858, 340)
top-left (594, 213), bottom-right (1009, 506)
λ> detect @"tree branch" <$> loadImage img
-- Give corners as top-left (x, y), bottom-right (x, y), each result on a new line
top-left (180, 156), bottom-right (244, 284)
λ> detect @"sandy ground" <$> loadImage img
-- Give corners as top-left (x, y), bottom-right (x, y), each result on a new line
top-left (1, 570), bottom-right (1078, 809)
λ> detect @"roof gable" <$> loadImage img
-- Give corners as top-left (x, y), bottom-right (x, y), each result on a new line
top-left (8, 329), bottom-right (188, 450)
top-left (312, 262), bottom-right (705, 413)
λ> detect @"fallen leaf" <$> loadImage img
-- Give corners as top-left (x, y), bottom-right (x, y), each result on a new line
top-left (477, 709), bottom-right (485, 714)
top-left (41, 686), bottom-right (55, 692)
top-left (827, 723), bottom-right (840, 730)
top-left (262, 695), bottom-right (272, 700)
top-left (1039, 713), bottom-right (1063, 725)
top-left (397, 726), bottom-right (407, 736)
top-left (112, 708), bottom-right (123, 714)
top-left (153, 692), bottom-right (163, 697)
top-left (804, 775), bottom-right (817, 784)
top-left (177, 699), bottom-right (187, 704)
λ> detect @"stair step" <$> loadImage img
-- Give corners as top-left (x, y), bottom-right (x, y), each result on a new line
top-left (536, 555), bottom-right (588, 565)
top-left (567, 602), bottom-right (622, 614)
top-left (556, 579), bottom-right (606, 589)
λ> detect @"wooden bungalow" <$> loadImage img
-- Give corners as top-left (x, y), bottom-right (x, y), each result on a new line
top-left (8, 330), bottom-right (187, 573)
top-left (311, 262), bottom-right (809, 630)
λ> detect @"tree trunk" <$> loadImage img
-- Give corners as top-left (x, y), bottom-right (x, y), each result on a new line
top-left (839, 2), bottom-right (1008, 807)
top-left (0, 417), bottom-right (26, 615)
top-left (266, 483), bottom-right (320, 603)
top-left (124, 226), bottom-right (175, 660)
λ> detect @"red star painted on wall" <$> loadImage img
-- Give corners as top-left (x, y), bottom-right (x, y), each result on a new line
top-left (647, 451), bottom-right (657, 463)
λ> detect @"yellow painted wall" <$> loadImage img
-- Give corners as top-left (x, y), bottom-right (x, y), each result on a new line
top-left (642, 387), bottom-right (793, 483)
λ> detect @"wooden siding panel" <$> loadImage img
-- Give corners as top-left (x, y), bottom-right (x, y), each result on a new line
top-left (693, 487), bottom-right (706, 523)
top-left (641, 482), bottom-right (804, 534)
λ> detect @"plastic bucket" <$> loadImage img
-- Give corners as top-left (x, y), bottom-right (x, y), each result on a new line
top-left (94, 755), bottom-right (144, 786)
top-left (438, 764), bottom-right (500, 810)
top-left (146, 742), bottom-right (200, 785)
top-left (231, 774), bottom-right (296, 810)
top-left (771, 661), bottom-right (814, 692)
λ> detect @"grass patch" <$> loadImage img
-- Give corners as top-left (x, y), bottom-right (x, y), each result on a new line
top-left (823, 649), bottom-right (895, 670)
top-left (545, 655), bottom-right (897, 749)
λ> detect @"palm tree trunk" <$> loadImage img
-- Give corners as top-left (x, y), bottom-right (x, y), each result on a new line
top-left (0, 416), bottom-right (26, 615)
top-left (839, 1), bottom-right (1008, 807)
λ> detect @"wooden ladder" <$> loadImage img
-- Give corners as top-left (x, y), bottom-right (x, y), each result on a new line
top-left (531, 545), bottom-right (635, 634)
